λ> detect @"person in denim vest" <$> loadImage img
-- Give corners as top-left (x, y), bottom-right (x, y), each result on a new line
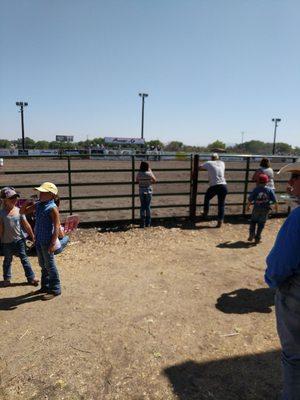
top-left (247, 173), bottom-right (277, 244)
top-left (265, 162), bottom-right (300, 400)
top-left (136, 162), bottom-right (157, 228)
top-left (20, 182), bottom-right (62, 301)
top-left (0, 187), bottom-right (38, 287)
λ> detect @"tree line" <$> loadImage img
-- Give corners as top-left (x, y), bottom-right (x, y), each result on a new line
top-left (1, 137), bottom-right (300, 155)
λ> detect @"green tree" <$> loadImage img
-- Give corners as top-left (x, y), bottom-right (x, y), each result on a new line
top-left (35, 140), bottom-right (50, 149)
top-left (164, 141), bottom-right (184, 151)
top-left (275, 142), bottom-right (293, 154)
top-left (93, 137), bottom-right (105, 146)
top-left (146, 140), bottom-right (164, 149)
top-left (207, 140), bottom-right (226, 150)
top-left (0, 139), bottom-right (11, 148)
top-left (241, 140), bottom-right (271, 154)
top-left (294, 147), bottom-right (300, 156)
top-left (16, 137), bottom-right (36, 149)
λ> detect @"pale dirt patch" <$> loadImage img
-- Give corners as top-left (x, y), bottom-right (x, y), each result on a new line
top-left (0, 218), bottom-right (283, 399)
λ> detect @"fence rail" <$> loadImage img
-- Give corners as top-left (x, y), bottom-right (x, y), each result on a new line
top-left (0, 153), bottom-right (297, 224)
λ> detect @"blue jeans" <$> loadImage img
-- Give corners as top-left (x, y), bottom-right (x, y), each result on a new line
top-left (140, 192), bottom-right (152, 227)
top-left (54, 236), bottom-right (70, 255)
top-left (204, 184), bottom-right (228, 221)
top-left (276, 277), bottom-right (300, 400)
top-left (2, 239), bottom-right (35, 281)
top-left (36, 243), bottom-right (61, 295)
top-left (249, 208), bottom-right (269, 240)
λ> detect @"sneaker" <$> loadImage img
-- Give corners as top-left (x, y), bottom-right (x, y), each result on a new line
top-left (28, 278), bottom-right (39, 287)
top-left (255, 237), bottom-right (261, 244)
top-left (1, 280), bottom-right (11, 287)
top-left (41, 293), bottom-right (61, 301)
top-left (248, 235), bottom-right (254, 242)
top-left (216, 221), bottom-right (223, 228)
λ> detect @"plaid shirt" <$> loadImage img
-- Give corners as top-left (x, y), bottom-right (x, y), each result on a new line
top-left (35, 200), bottom-right (57, 245)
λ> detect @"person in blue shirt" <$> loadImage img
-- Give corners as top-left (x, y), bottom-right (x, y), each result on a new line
top-left (246, 173), bottom-right (277, 244)
top-left (20, 182), bottom-right (62, 301)
top-left (265, 161), bottom-right (300, 400)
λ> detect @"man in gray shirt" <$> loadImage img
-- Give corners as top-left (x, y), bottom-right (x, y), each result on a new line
top-left (199, 153), bottom-right (228, 228)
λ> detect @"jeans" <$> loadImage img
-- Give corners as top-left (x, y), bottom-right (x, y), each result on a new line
top-left (276, 276), bottom-right (300, 399)
top-left (249, 208), bottom-right (269, 240)
top-left (54, 236), bottom-right (70, 255)
top-left (204, 184), bottom-right (228, 221)
top-left (140, 192), bottom-right (152, 227)
top-left (2, 239), bottom-right (35, 282)
top-left (36, 243), bottom-right (61, 295)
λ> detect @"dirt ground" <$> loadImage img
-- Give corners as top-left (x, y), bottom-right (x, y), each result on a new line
top-left (0, 217), bottom-right (284, 400)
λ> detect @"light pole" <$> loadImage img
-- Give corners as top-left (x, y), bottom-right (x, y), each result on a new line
top-left (16, 101), bottom-right (28, 151)
top-left (139, 93), bottom-right (148, 140)
top-left (272, 118), bottom-right (281, 155)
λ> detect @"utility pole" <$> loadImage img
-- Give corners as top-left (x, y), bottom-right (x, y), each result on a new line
top-left (16, 101), bottom-right (28, 151)
top-left (272, 118), bottom-right (281, 155)
top-left (139, 93), bottom-right (148, 140)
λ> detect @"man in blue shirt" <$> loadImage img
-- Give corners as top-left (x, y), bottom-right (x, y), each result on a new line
top-left (265, 161), bottom-right (300, 400)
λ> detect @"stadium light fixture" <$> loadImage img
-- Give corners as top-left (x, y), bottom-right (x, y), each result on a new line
top-left (16, 101), bottom-right (28, 151)
top-left (272, 118), bottom-right (281, 155)
top-left (139, 93), bottom-right (148, 140)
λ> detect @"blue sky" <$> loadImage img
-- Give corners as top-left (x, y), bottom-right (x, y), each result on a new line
top-left (1, 0), bottom-right (300, 146)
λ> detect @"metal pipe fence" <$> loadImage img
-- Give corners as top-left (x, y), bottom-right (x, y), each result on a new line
top-left (0, 153), bottom-right (297, 224)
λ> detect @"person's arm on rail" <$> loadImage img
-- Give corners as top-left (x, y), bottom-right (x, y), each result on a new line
top-left (265, 207), bottom-right (300, 288)
top-left (149, 169), bottom-right (157, 183)
top-left (199, 163), bottom-right (207, 171)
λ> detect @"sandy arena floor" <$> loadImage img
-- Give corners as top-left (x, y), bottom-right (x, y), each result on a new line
top-left (0, 217), bottom-right (284, 400)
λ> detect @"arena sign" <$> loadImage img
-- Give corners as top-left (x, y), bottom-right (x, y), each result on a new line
top-left (104, 137), bottom-right (145, 145)
top-left (56, 135), bottom-right (74, 142)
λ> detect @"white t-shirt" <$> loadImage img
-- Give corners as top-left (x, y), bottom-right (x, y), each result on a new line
top-left (258, 167), bottom-right (275, 190)
top-left (203, 160), bottom-right (227, 186)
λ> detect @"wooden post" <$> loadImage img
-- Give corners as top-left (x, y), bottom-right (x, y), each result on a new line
top-left (189, 154), bottom-right (199, 222)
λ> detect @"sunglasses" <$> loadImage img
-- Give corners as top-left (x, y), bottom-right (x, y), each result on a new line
top-left (291, 173), bottom-right (300, 180)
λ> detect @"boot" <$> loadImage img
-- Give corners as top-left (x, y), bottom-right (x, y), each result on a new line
top-left (216, 220), bottom-right (223, 228)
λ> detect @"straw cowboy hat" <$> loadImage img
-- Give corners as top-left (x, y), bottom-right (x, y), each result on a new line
top-left (277, 162), bottom-right (300, 175)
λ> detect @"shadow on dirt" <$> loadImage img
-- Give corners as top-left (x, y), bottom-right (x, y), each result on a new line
top-left (216, 240), bottom-right (256, 249)
top-left (0, 292), bottom-right (44, 311)
top-left (0, 281), bottom-right (30, 288)
top-left (163, 350), bottom-right (281, 400)
top-left (216, 288), bottom-right (275, 314)
top-left (83, 215), bottom-right (257, 232)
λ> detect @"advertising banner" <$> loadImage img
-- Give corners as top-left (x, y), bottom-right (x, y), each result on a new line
top-left (104, 137), bottom-right (145, 145)
top-left (28, 149), bottom-right (59, 156)
top-left (0, 149), bottom-right (18, 156)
